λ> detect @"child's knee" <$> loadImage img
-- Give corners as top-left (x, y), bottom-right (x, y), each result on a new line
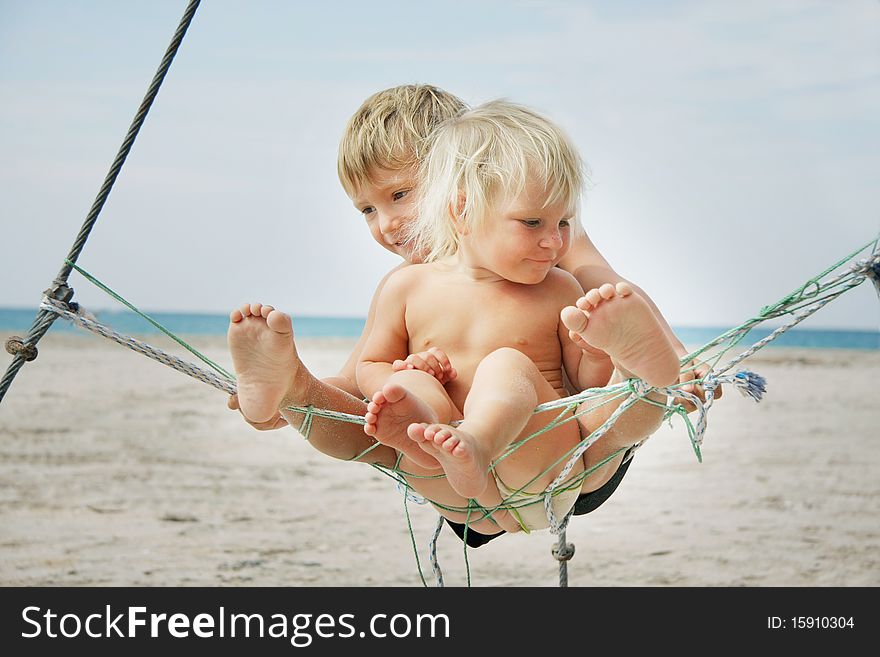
top-left (481, 347), bottom-right (535, 373)
top-left (388, 368), bottom-right (458, 420)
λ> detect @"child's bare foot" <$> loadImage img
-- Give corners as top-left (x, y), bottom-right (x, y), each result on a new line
top-left (561, 282), bottom-right (680, 388)
top-left (228, 303), bottom-right (301, 423)
top-left (364, 383), bottom-right (441, 470)
top-left (407, 423), bottom-right (489, 498)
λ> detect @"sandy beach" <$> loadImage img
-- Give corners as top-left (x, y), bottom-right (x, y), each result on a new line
top-left (1, 330), bottom-right (877, 587)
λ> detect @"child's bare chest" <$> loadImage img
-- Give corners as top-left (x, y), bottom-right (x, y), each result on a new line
top-left (405, 278), bottom-right (562, 367)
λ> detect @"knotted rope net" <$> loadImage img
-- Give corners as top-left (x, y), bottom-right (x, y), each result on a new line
top-left (19, 235), bottom-right (879, 587)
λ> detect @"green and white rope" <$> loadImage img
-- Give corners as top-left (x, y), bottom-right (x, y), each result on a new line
top-left (39, 297), bottom-right (237, 395)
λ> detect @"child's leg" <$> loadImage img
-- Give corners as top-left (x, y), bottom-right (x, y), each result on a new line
top-left (228, 303), bottom-right (398, 468)
top-left (561, 283), bottom-right (677, 491)
top-left (575, 367), bottom-right (666, 491)
top-left (363, 369), bottom-right (460, 470)
top-left (408, 347), bottom-right (582, 499)
top-left (228, 305), bottom-right (521, 532)
top-left (365, 369), bottom-right (522, 533)
top-left (401, 458), bottom-right (524, 535)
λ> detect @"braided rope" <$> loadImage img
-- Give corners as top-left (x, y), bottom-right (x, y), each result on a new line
top-left (552, 530), bottom-right (575, 587)
top-left (713, 283), bottom-right (863, 376)
top-left (38, 298), bottom-right (368, 431)
top-left (429, 516), bottom-right (445, 587)
top-left (40, 298), bottom-right (236, 394)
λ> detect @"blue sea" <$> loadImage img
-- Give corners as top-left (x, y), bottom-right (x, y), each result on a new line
top-left (0, 307), bottom-right (367, 338)
top-left (0, 307), bottom-right (877, 350)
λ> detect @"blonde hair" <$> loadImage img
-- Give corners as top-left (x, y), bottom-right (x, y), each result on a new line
top-left (337, 84), bottom-right (468, 197)
top-left (410, 100), bottom-right (585, 263)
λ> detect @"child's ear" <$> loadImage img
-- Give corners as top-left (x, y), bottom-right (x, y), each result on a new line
top-left (449, 195), bottom-right (470, 235)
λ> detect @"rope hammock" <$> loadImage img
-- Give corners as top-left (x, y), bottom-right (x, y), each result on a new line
top-left (12, 240), bottom-right (880, 587)
top-left (2, 0), bottom-right (878, 587)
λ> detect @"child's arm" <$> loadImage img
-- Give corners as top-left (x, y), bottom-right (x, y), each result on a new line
top-left (355, 270), bottom-right (413, 399)
top-left (326, 262), bottom-right (410, 397)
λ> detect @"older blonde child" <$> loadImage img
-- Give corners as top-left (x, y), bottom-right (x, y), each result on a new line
top-left (228, 85), bottom-right (467, 469)
top-left (354, 100), bottom-right (680, 534)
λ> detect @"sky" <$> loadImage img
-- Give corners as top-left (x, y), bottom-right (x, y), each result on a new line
top-left (1, 0), bottom-right (878, 330)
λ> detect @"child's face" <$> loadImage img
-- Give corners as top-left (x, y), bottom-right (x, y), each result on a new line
top-left (351, 166), bottom-right (423, 263)
top-left (466, 177), bottom-right (573, 284)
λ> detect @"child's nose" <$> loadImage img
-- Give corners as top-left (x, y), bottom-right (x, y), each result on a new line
top-left (540, 229), bottom-right (563, 249)
top-left (379, 212), bottom-right (400, 237)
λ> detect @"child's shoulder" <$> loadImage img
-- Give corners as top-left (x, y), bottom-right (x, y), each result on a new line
top-left (545, 265), bottom-right (583, 293)
top-left (536, 267), bottom-right (584, 308)
top-left (380, 261), bottom-right (434, 294)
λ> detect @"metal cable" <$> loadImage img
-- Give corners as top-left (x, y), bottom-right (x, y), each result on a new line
top-left (0, 0), bottom-right (202, 405)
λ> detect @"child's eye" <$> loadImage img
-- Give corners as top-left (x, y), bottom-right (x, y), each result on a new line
top-left (361, 206), bottom-right (375, 216)
top-left (520, 219), bottom-right (541, 228)
top-left (559, 219), bottom-right (571, 228)
top-left (392, 190), bottom-right (409, 201)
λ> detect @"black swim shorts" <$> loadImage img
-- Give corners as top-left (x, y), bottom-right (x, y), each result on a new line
top-left (443, 451), bottom-right (635, 548)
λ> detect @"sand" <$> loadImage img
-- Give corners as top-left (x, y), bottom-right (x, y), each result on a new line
top-left (1, 331), bottom-right (878, 587)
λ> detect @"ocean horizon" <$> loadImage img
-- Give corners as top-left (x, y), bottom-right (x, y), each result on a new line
top-left (0, 307), bottom-right (877, 350)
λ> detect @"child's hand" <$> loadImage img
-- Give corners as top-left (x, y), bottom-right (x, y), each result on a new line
top-left (673, 360), bottom-right (723, 413)
top-left (227, 393), bottom-right (289, 430)
top-left (392, 347), bottom-right (457, 384)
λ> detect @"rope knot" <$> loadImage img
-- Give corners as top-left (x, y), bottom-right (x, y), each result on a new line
top-left (701, 373), bottom-right (720, 393)
top-left (552, 542), bottom-right (576, 561)
top-left (630, 378), bottom-right (651, 397)
top-left (859, 252), bottom-right (880, 297)
top-left (851, 253), bottom-right (880, 277)
top-left (5, 336), bottom-right (38, 362)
